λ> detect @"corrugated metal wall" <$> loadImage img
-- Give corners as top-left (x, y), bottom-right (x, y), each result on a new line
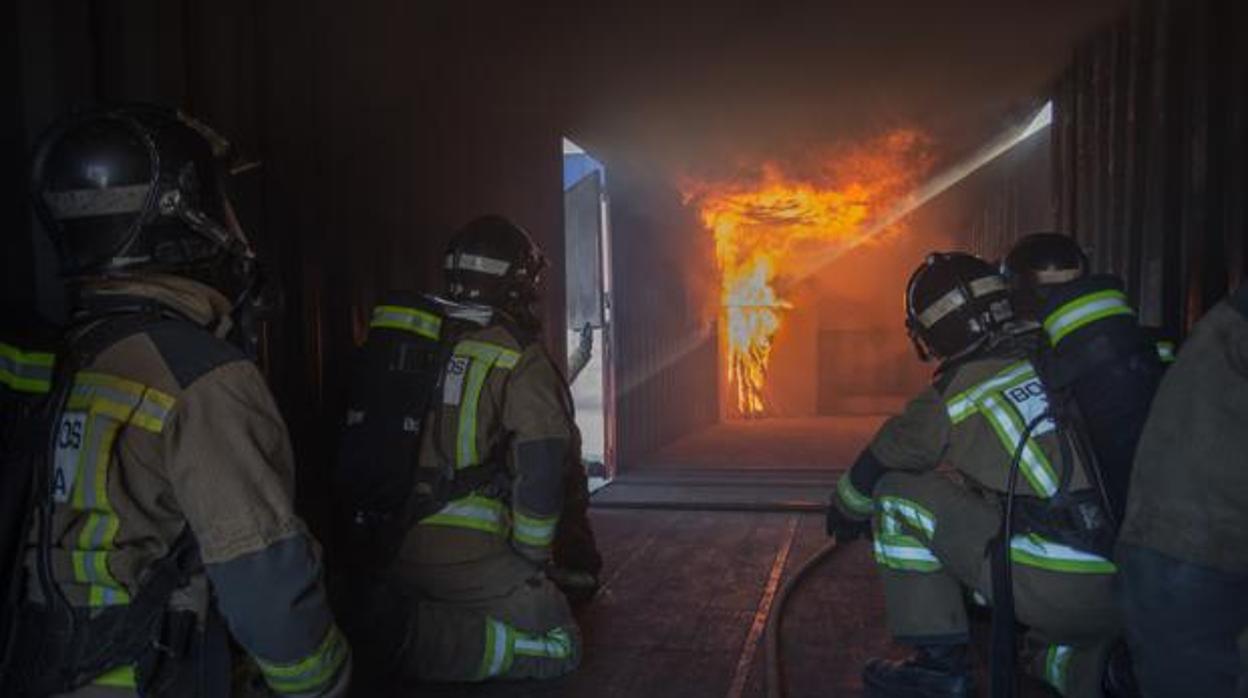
top-left (1053, 0), bottom-right (1248, 332)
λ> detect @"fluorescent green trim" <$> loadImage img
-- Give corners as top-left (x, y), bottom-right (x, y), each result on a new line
top-left (371, 304), bottom-right (442, 340)
top-left (421, 494), bottom-right (507, 536)
top-left (1044, 644), bottom-right (1073, 695)
top-left (1044, 289), bottom-right (1134, 345)
top-left (878, 496), bottom-right (937, 538)
top-left (477, 618), bottom-right (516, 679)
top-left (872, 533), bottom-right (942, 572)
top-left (91, 665), bottom-right (137, 688)
top-left (1010, 534), bottom-right (1116, 574)
top-left (0, 342), bottom-right (54, 394)
top-left (256, 623), bottom-right (350, 695)
top-left (836, 474), bottom-right (875, 517)
top-left (513, 510), bottom-right (558, 547)
top-left (452, 340), bottom-right (521, 468)
top-left (514, 627), bottom-right (573, 659)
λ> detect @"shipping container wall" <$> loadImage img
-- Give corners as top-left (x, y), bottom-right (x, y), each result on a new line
top-left (1053, 0), bottom-right (1248, 333)
top-left (10, 0), bottom-right (569, 530)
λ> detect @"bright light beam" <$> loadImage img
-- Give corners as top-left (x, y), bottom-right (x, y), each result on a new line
top-left (789, 100), bottom-right (1054, 283)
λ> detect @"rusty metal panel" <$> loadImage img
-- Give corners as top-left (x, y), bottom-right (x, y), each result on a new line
top-left (1053, 0), bottom-right (1248, 335)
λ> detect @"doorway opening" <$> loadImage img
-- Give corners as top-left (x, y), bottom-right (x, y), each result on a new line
top-left (563, 138), bottom-right (615, 490)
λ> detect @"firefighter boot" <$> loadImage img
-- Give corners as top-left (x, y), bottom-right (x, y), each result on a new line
top-left (862, 644), bottom-right (975, 698)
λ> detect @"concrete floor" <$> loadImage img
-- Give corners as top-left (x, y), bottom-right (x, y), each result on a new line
top-left (637, 416), bottom-right (888, 473)
top-left (414, 418), bottom-right (1055, 698)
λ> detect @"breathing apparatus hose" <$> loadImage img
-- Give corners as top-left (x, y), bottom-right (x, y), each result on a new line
top-left (991, 410), bottom-right (1052, 698)
top-left (764, 537), bottom-right (842, 698)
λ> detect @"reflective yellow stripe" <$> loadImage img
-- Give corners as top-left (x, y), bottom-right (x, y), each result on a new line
top-left (64, 372), bottom-right (174, 607)
top-left (981, 392), bottom-right (1059, 497)
top-left (91, 665), bottom-right (137, 688)
top-left (513, 510), bottom-right (558, 547)
top-left (872, 534), bottom-right (942, 572)
top-left (873, 497), bottom-right (942, 572)
top-left (256, 624), bottom-right (350, 695)
top-left (1010, 533), bottom-right (1116, 574)
top-left (878, 496), bottom-right (936, 538)
top-left (514, 627), bottom-right (573, 659)
top-left (477, 618), bottom-right (516, 679)
top-left (0, 341), bottom-right (55, 394)
top-left (1044, 644), bottom-right (1073, 695)
top-left (370, 304), bottom-right (443, 340)
top-left (1043, 289), bottom-right (1134, 345)
top-left (836, 474), bottom-right (875, 517)
top-left (452, 341), bottom-right (521, 468)
top-left (421, 494), bottom-right (508, 536)
top-left (946, 362), bottom-right (1060, 497)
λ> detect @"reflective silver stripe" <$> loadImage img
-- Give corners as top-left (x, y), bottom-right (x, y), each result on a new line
top-left (872, 535), bottom-right (943, 572)
top-left (1010, 534), bottom-right (1116, 573)
top-left (452, 341), bottom-right (522, 468)
top-left (878, 496), bottom-right (936, 538)
top-left (968, 275), bottom-right (1007, 297)
top-left (916, 288), bottom-right (966, 328)
top-left (449, 253), bottom-right (511, 276)
top-left (479, 619), bottom-right (514, 678)
top-left (1043, 290), bottom-right (1134, 345)
top-left (980, 392), bottom-right (1059, 496)
top-left (945, 362), bottom-right (1059, 497)
top-left (370, 305), bottom-right (442, 340)
top-left (43, 184), bottom-right (152, 220)
top-left (421, 495), bottom-right (506, 534)
top-left (0, 342), bottom-right (54, 393)
top-left (1044, 644), bottom-right (1073, 695)
top-left (514, 628), bottom-right (573, 659)
top-left (513, 512), bottom-right (558, 547)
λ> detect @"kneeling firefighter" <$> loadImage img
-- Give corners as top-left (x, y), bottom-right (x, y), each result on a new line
top-left (332, 215), bottom-right (599, 685)
top-left (826, 253), bottom-right (1121, 698)
top-left (0, 105), bottom-right (351, 697)
top-left (1115, 286), bottom-right (1248, 698)
top-left (1002, 232), bottom-right (1167, 525)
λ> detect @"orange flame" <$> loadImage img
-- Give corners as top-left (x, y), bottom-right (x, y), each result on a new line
top-left (684, 130), bottom-right (932, 417)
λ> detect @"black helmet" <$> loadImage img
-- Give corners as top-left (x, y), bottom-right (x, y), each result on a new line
top-left (444, 215), bottom-right (547, 309)
top-left (30, 104), bottom-right (256, 287)
top-left (1001, 232), bottom-right (1088, 290)
top-left (905, 252), bottom-right (1014, 362)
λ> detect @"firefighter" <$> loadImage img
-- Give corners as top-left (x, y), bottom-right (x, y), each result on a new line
top-left (1, 105), bottom-right (350, 697)
top-left (827, 252), bottom-right (1121, 698)
top-left (386, 215), bottom-right (598, 682)
top-left (1001, 232), bottom-right (1167, 524)
top-left (1115, 285), bottom-right (1248, 698)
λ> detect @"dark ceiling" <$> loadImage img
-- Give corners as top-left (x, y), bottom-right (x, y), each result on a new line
top-left (448, 0), bottom-right (1128, 174)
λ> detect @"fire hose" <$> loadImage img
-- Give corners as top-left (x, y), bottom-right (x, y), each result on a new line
top-left (764, 537), bottom-right (843, 698)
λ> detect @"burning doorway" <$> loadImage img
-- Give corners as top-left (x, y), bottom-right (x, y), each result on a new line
top-left (682, 131), bottom-right (935, 419)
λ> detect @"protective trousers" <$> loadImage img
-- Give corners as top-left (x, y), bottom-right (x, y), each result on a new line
top-left (871, 471), bottom-right (1119, 698)
top-left (395, 550), bottom-right (581, 682)
top-left (1116, 544), bottom-right (1248, 698)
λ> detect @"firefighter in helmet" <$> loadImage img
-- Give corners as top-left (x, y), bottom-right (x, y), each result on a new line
top-left (385, 215), bottom-right (599, 682)
top-left (1001, 232), bottom-right (1167, 524)
top-left (1115, 285), bottom-right (1248, 698)
top-left (826, 252), bottom-right (1121, 698)
top-left (0, 105), bottom-right (351, 696)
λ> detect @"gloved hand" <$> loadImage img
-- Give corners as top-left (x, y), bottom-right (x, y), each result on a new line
top-left (826, 503), bottom-right (872, 542)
